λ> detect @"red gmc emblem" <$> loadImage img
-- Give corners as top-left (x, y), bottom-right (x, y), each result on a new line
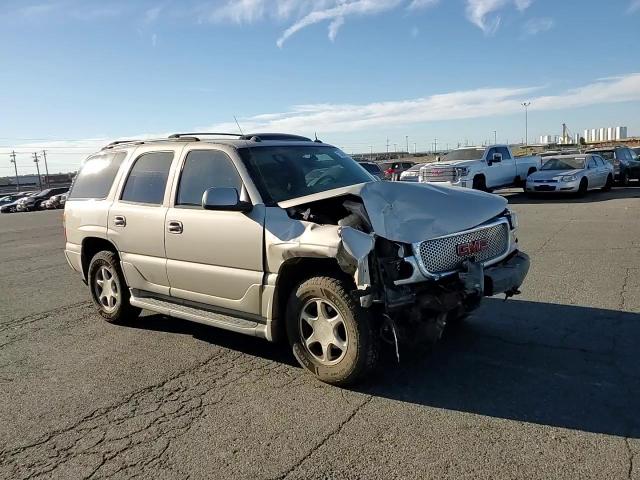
top-left (431, 169), bottom-right (442, 175)
top-left (456, 239), bottom-right (489, 257)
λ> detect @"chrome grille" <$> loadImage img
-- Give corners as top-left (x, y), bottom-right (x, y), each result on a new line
top-left (416, 221), bottom-right (509, 274)
top-left (419, 166), bottom-right (456, 182)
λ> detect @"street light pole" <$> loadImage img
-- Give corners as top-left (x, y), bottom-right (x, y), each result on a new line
top-left (33, 152), bottom-right (43, 190)
top-left (493, 130), bottom-right (497, 145)
top-left (9, 151), bottom-right (20, 191)
top-left (521, 102), bottom-right (531, 146)
top-left (369, 145), bottom-right (373, 161)
top-left (405, 135), bottom-right (409, 155)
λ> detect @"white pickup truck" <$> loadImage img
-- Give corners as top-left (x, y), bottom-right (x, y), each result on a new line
top-left (418, 145), bottom-right (542, 191)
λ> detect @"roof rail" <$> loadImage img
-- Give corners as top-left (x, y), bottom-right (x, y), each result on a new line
top-left (102, 139), bottom-right (145, 150)
top-left (239, 133), bottom-right (313, 142)
top-left (168, 132), bottom-right (242, 139)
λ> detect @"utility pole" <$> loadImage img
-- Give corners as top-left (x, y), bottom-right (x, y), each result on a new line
top-left (33, 153), bottom-right (43, 190)
top-left (405, 135), bottom-right (409, 155)
top-left (369, 145), bottom-right (373, 161)
top-left (433, 138), bottom-right (438, 154)
top-left (393, 143), bottom-right (397, 155)
top-left (521, 102), bottom-right (531, 146)
top-left (493, 130), bottom-right (497, 145)
top-left (41, 150), bottom-right (50, 187)
top-left (10, 151), bottom-right (20, 191)
top-left (386, 137), bottom-right (390, 155)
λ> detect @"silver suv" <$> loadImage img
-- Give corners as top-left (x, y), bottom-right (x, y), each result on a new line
top-left (64, 133), bottom-right (530, 385)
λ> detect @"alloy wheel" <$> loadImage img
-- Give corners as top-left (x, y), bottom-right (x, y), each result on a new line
top-left (299, 298), bottom-right (348, 365)
top-left (94, 266), bottom-right (119, 312)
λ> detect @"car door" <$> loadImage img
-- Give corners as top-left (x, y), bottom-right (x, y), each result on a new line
top-left (585, 156), bottom-right (600, 188)
top-left (164, 147), bottom-right (265, 316)
top-left (483, 147), bottom-right (507, 188)
top-left (623, 148), bottom-right (640, 178)
top-left (108, 147), bottom-right (182, 296)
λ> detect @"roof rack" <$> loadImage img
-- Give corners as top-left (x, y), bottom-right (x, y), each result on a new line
top-left (239, 133), bottom-right (313, 142)
top-left (168, 132), bottom-right (242, 139)
top-left (102, 139), bottom-right (145, 150)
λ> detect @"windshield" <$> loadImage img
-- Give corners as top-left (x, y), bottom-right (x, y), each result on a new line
top-left (443, 148), bottom-right (485, 161)
top-left (239, 145), bottom-right (373, 203)
top-left (360, 163), bottom-right (381, 174)
top-left (591, 151), bottom-right (614, 160)
top-left (541, 157), bottom-right (586, 170)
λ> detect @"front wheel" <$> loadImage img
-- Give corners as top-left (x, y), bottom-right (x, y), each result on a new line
top-left (286, 276), bottom-right (378, 386)
top-left (472, 176), bottom-right (488, 192)
top-left (577, 178), bottom-right (588, 197)
top-left (88, 251), bottom-right (141, 323)
top-left (618, 171), bottom-right (629, 187)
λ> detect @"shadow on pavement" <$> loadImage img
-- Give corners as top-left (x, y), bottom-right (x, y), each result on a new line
top-left (127, 298), bottom-right (639, 438)
top-left (363, 298), bottom-right (640, 438)
top-left (502, 184), bottom-right (640, 204)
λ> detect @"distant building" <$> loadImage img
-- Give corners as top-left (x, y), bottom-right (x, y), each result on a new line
top-left (584, 126), bottom-right (628, 143)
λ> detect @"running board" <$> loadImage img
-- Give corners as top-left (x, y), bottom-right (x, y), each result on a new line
top-left (129, 292), bottom-right (269, 339)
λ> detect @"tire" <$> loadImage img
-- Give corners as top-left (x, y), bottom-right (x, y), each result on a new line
top-left (472, 175), bottom-right (488, 192)
top-left (88, 250), bottom-right (141, 324)
top-left (618, 171), bottom-right (629, 187)
top-left (577, 178), bottom-right (588, 197)
top-left (602, 174), bottom-right (613, 192)
top-left (286, 276), bottom-right (378, 386)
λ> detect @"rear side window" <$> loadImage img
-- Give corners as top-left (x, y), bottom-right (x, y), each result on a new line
top-left (176, 150), bottom-right (242, 206)
top-left (69, 152), bottom-right (126, 199)
top-left (120, 152), bottom-right (173, 205)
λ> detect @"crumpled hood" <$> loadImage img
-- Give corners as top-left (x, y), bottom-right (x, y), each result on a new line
top-left (358, 181), bottom-right (507, 244)
top-left (529, 169), bottom-right (583, 180)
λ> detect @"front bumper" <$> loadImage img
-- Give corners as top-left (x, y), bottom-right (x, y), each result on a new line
top-left (482, 251), bottom-right (530, 296)
top-left (526, 179), bottom-right (580, 192)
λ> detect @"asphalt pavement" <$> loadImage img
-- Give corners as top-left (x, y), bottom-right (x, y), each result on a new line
top-left (1, 186), bottom-right (639, 480)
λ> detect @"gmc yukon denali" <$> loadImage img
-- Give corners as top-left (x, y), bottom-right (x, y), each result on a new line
top-left (64, 133), bottom-right (530, 385)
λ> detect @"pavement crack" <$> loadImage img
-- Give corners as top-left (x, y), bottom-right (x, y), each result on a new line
top-left (625, 438), bottom-right (634, 480)
top-left (276, 395), bottom-right (373, 480)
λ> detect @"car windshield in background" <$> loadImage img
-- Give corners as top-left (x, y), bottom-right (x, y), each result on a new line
top-left (541, 157), bottom-right (586, 170)
top-left (443, 149), bottom-right (485, 161)
top-left (239, 146), bottom-right (372, 203)
top-left (360, 163), bottom-right (381, 174)
top-left (591, 151), bottom-right (614, 160)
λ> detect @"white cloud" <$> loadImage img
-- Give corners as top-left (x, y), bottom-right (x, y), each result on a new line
top-left (200, 0), bottom-right (439, 46)
top-left (465, 0), bottom-right (533, 34)
top-left (629, 0), bottom-right (640, 12)
top-left (202, 73), bottom-right (640, 134)
top-left (151, 33), bottom-right (158, 47)
top-left (523, 17), bottom-right (553, 36)
top-left (407, 0), bottom-right (440, 10)
top-left (145, 6), bottom-right (163, 24)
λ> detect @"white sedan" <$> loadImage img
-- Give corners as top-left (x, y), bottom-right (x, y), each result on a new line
top-left (526, 154), bottom-right (614, 195)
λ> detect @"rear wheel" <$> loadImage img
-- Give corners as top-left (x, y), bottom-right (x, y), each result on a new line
top-left (286, 276), bottom-right (378, 386)
top-left (602, 174), bottom-right (613, 191)
top-left (88, 251), bottom-right (140, 323)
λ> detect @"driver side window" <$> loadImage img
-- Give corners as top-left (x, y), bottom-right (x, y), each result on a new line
top-left (176, 150), bottom-right (242, 207)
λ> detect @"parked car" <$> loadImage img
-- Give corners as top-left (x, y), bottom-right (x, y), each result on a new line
top-left (418, 145), bottom-right (541, 191)
top-left (585, 146), bottom-right (640, 185)
top-left (1, 192), bottom-right (38, 213)
top-left (0, 192), bottom-right (29, 206)
top-left (65, 133), bottom-right (530, 386)
top-left (357, 161), bottom-right (384, 180)
top-left (381, 161), bottom-right (416, 181)
top-left (18, 187), bottom-right (68, 211)
top-left (399, 163), bottom-right (427, 182)
top-left (631, 147), bottom-right (640, 159)
top-left (44, 193), bottom-right (68, 209)
top-left (526, 154), bottom-right (613, 195)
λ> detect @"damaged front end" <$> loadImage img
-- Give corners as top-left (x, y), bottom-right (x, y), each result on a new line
top-left (269, 180), bottom-right (530, 352)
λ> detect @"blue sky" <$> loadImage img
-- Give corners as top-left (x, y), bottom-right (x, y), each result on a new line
top-left (1, 0), bottom-right (639, 174)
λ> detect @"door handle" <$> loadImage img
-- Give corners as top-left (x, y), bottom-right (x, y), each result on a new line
top-left (113, 215), bottom-right (126, 227)
top-left (167, 220), bottom-right (183, 234)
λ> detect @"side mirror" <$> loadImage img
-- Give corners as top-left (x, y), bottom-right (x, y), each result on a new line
top-left (202, 187), bottom-right (252, 212)
top-left (492, 153), bottom-right (502, 163)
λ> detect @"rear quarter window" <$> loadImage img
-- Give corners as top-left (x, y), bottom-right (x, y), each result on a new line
top-left (69, 152), bottom-right (127, 200)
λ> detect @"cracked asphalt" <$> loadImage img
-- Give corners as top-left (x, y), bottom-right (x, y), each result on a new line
top-left (1, 186), bottom-right (639, 479)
